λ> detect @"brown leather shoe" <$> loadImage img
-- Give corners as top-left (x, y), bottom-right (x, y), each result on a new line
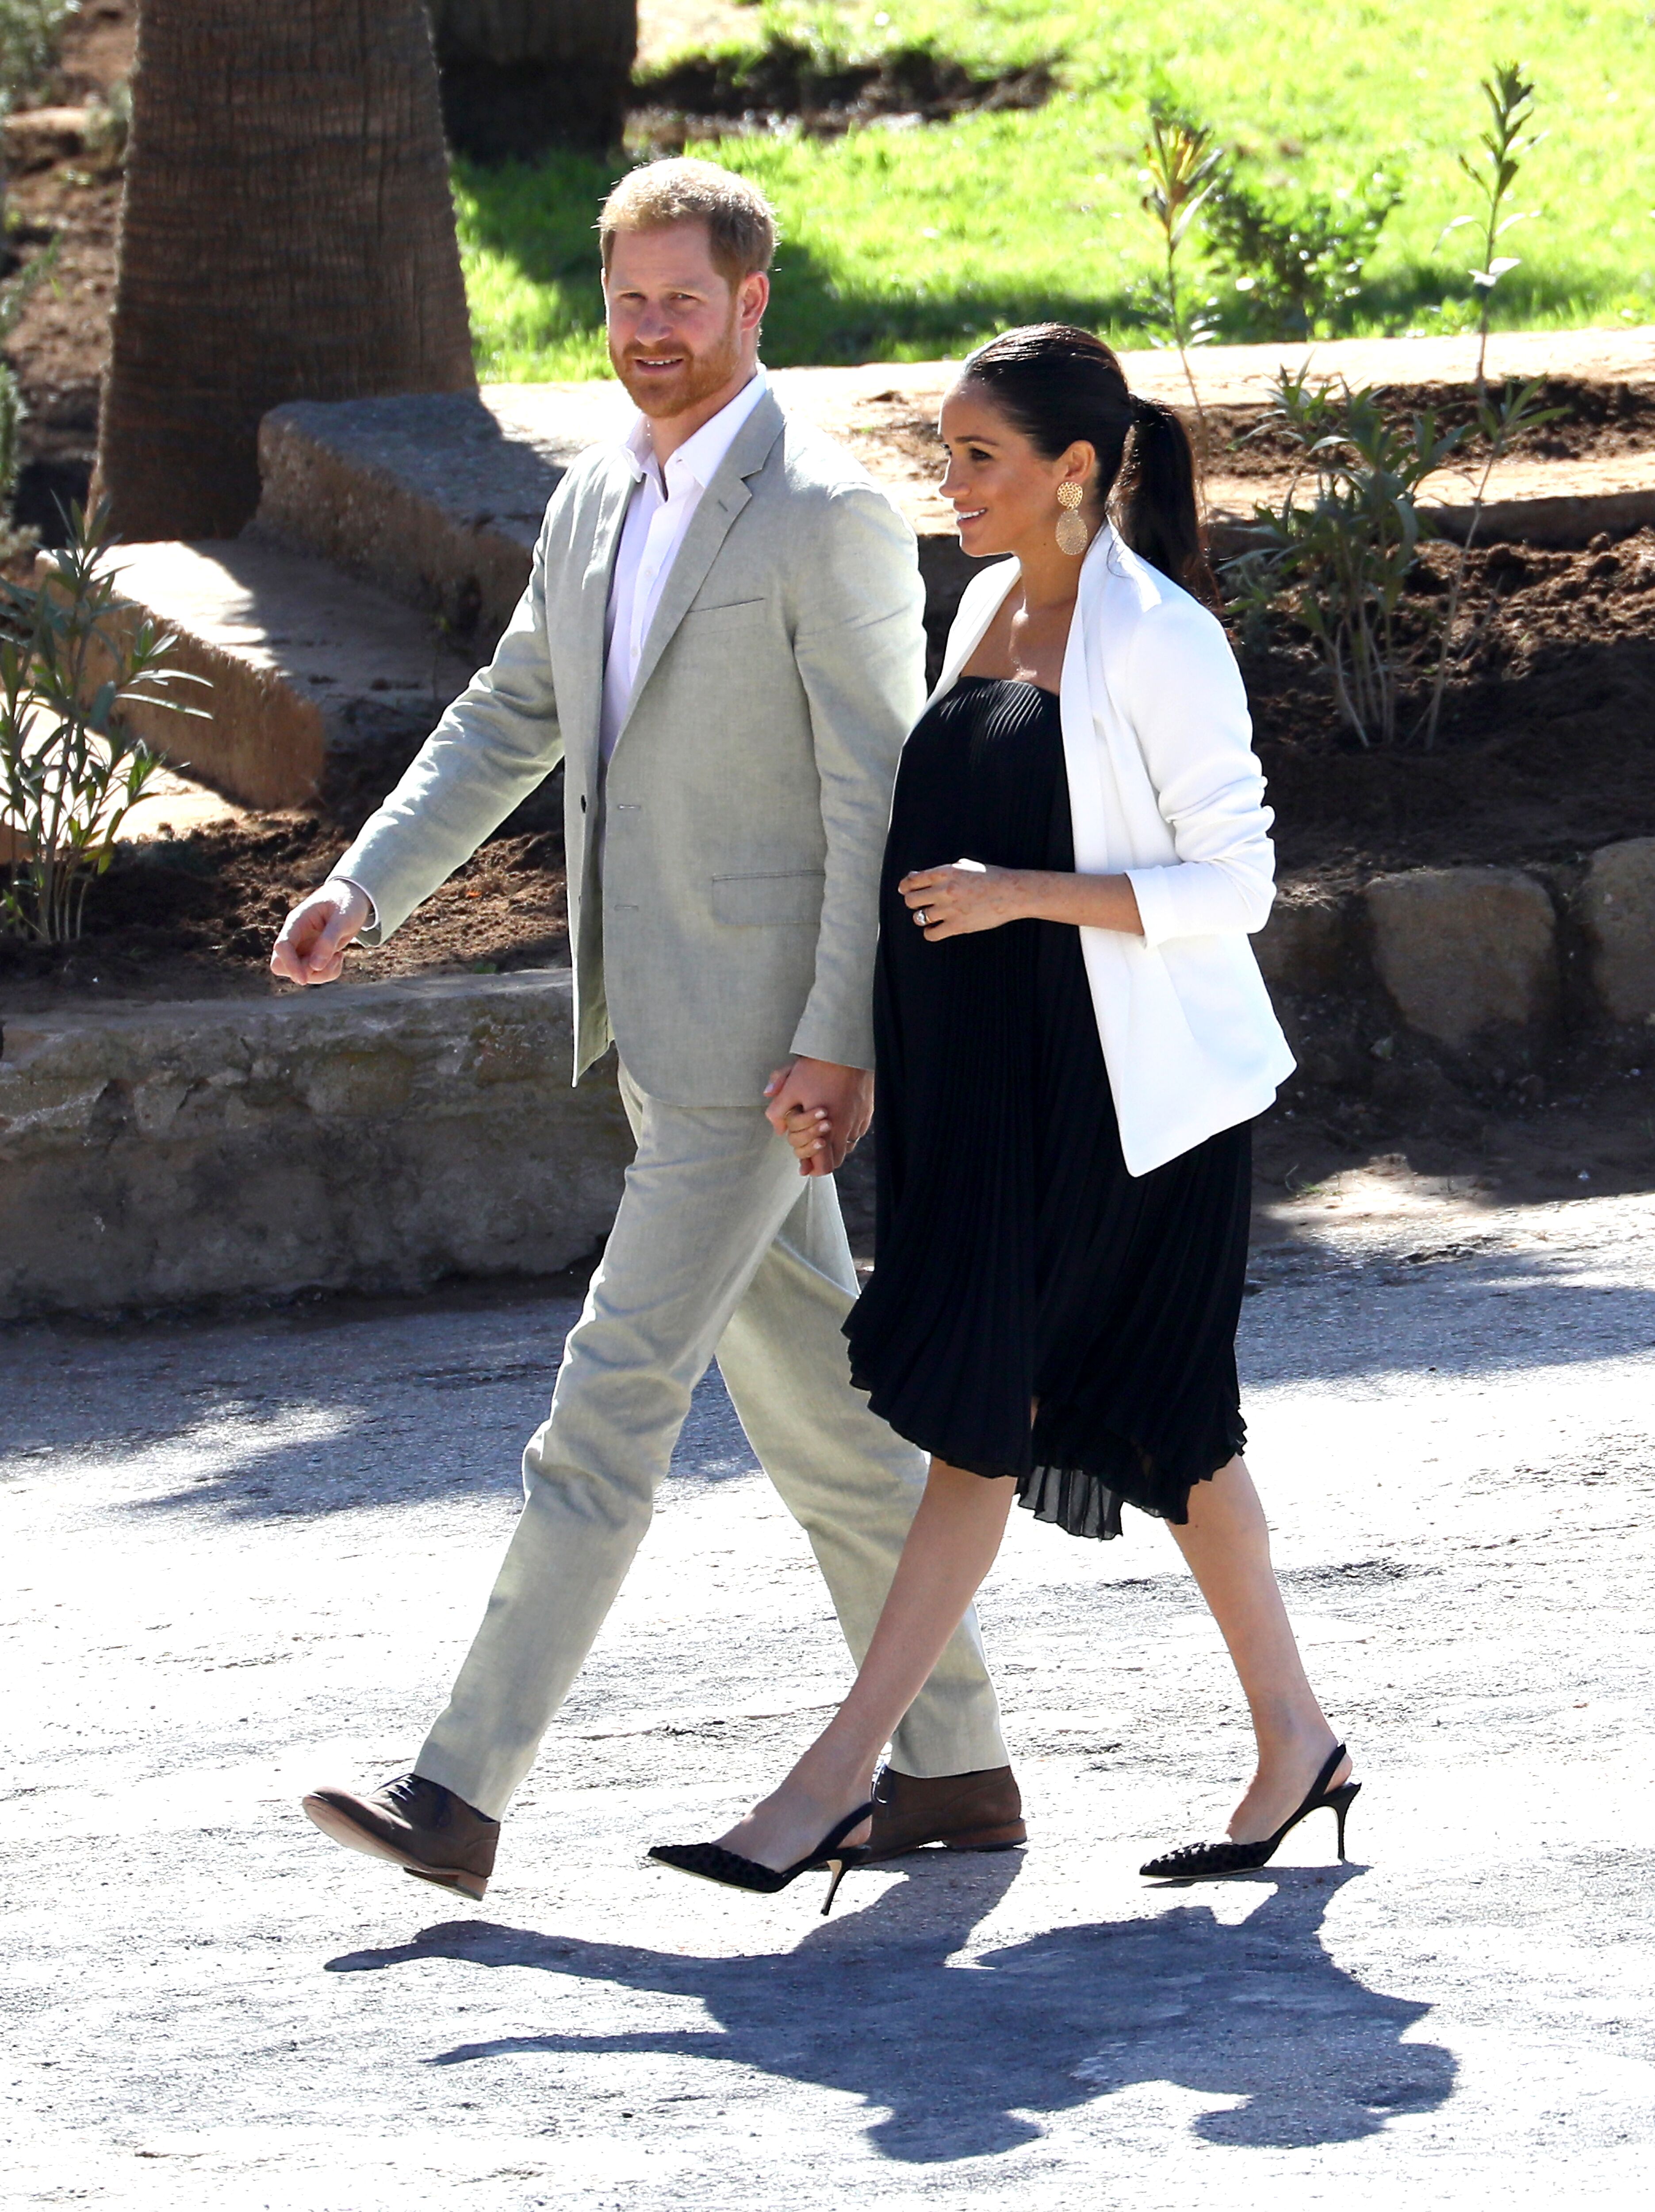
top-left (301, 1773), bottom-right (499, 1901)
top-left (863, 1765), bottom-right (1026, 1862)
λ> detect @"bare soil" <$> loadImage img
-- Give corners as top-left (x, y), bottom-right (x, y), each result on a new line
top-left (0, 819), bottom-right (568, 1010)
top-left (864, 384), bottom-right (1655, 489)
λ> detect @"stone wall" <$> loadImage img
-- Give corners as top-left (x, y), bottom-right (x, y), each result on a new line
top-left (4, 843), bottom-right (1651, 1322)
top-left (0, 970), bottom-right (631, 1321)
top-left (1255, 837), bottom-right (1655, 1104)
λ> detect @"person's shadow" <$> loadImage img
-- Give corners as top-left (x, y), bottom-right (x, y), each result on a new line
top-left (328, 1856), bottom-right (1453, 2162)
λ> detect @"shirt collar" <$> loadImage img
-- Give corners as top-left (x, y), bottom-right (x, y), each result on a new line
top-left (621, 364), bottom-right (769, 490)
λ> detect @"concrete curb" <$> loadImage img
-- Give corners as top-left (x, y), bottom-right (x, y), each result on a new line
top-left (0, 968), bottom-right (630, 1321)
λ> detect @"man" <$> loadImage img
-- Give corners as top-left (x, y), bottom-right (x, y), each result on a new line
top-left (272, 159), bottom-right (1022, 1900)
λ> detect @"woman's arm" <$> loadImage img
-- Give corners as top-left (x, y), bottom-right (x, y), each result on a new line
top-left (898, 859), bottom-right (1142, 940)
top-left (1119, 595), bottom-right (1277, 945)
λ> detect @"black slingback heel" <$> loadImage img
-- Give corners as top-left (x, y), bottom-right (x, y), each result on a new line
top-left (1140, 1743), bottom-right (1360, 1880)
top-left (649, 1802), bottom-right (875, 1916)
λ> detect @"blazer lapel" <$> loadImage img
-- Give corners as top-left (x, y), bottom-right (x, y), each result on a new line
top-left (610, 391), bottom-right (785, 750)
top-left (925, 558), bottom-right (1018, 709)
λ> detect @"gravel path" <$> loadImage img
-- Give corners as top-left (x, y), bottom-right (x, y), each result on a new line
top-left (6, 1174), bottom-right (1655, 2208)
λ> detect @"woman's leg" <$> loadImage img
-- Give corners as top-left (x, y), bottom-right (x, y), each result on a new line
top-left (716, 1459), bottom-right (1018, 1870)
top-left (1167, 1455), bottom-right (1352, 1839)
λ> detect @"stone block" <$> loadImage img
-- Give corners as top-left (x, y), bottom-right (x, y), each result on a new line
top-left (1253, 893), bottom-right (1351, 995)
top-left (1366, 866), bottom-right (1558, 1049)
top-left (1579, 837), bottom-right (1655, 1024)
top-left (92, 538), bottom-right (481, 821)
top-left (0, 970), bottom-right (632, 1320)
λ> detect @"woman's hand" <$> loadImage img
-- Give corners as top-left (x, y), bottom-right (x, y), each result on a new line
top-left (899, 859), bottom-right (1029, 940)
top-left (900, 860), bottom-right (1145, 940)
top-left (779, 1102), bottom-right (833, 1169)
top-left (762, 1056), bottom-right (873, 1177)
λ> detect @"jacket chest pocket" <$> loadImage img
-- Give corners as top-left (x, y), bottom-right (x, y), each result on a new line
top-left (711, 870), bottom-right (824, 926)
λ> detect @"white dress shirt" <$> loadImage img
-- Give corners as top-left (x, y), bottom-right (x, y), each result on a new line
top-left (599, 365), bottom-right (770, 764)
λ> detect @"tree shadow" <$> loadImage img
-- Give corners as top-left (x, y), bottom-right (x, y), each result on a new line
top-left (327, 1857), bottom-right (1452, 2162)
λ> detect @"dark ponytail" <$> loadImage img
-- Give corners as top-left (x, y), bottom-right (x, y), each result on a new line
top-left (1119, 393), bottom-right (1217, 607)
top-left (960, 324), bottom-right (1218, 608)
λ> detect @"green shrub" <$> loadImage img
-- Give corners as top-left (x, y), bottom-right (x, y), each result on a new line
top-left (0, 503), bottom-right (208, 945)
top-left (1224, 373), bottom-right (1463, 748)
top-left (1204, 165), bottom-right (1403, 338)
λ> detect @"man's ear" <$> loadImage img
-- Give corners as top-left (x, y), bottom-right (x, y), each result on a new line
top-left (739, 270), bottom-right (770, 334)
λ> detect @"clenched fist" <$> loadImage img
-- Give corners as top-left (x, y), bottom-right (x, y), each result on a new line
top-left (270, 879), bottom-right (372, 986)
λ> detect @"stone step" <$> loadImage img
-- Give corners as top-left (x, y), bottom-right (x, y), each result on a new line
top-left (0, 968), bottom-right (630, 1321)
top-left (97, 538), bottom-right (483, 820)
top-left (254, 329), bottom-right (1655, 655)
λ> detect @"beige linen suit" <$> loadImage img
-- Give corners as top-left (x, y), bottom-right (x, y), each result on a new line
top-left (333, 388), bottom-right (1008, 1817)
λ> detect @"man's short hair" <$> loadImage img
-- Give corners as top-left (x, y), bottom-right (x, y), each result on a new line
top-left (599, 158), bottom-right (778, 283)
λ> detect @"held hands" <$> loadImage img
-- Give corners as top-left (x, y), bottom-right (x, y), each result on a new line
top-left (899, 857), bottom-right (1024, 940)
top-left (270, 879), bottom-right (372, 986)
top-left (764, 1055), bottom-right (875, 1178)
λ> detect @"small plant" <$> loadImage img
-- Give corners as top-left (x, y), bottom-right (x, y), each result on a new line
top-left (1438, 61), bottom-right (1544, 398)
top-left (1204, 165), bottom-right (1403, 340)
top-left (0, 501), bottom-right (209, 944)
top-left (1225, 373), bottom-right (1465, 747)
top-left (1229, 367), bottom-right (1565, 748)
top-left (1134, 111), bottom-right (1224, 446)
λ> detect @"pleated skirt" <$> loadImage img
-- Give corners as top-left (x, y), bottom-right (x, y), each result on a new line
top-left (843, 675), bottom-right (1252, 1540)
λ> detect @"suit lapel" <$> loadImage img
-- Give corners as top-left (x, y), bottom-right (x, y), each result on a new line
top-left (563, 448), bottom-right (638, 797)
top-left (611, 391), bottom-right (784, 751)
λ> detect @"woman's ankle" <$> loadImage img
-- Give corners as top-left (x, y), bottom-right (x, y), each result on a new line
top-left (782, 1746), bottom-right (879, 1816)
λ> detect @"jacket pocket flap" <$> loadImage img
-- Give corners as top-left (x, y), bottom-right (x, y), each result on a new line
top-left (711, 870), bottom-right (824, 926)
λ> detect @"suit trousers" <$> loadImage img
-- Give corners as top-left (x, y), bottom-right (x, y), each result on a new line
top-left (417, 1064), bottom-right (1009, 1819)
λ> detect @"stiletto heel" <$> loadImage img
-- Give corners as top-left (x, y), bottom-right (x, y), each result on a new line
top-left (1328, 1780), bottom-right (1359, 1860)
top-left (1140, 1743), bottom-right (1360, 1880)
top-left (649, 1801), bottom-right (875, 1916)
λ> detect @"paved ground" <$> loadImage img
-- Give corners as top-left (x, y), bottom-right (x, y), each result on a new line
top-left (6, 1165), bottom-right (1655, 2209)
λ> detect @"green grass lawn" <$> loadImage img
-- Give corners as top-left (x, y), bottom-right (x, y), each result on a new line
top-left (454, 0), bottom-right (1655, 380)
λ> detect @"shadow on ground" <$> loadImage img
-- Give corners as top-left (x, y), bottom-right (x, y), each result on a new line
top-left (327, 1859), bottom-right (1451, 2161)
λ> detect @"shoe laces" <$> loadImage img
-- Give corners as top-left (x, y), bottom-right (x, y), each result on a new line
top-left (382, 1772), bottom-right (438, 1812)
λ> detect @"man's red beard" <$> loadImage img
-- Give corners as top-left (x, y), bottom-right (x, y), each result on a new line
top-left (612, 308), bottom-right (742, 418)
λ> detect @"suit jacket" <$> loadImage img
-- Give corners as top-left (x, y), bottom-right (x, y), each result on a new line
top-left (933, 526), bottom-right (1294, 1176)
top-left (334, 390), bottom-right (927, 1106)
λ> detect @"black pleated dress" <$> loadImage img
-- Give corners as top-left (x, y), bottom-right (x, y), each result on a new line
top-left (844, 675), bottom-right (1253, 1541)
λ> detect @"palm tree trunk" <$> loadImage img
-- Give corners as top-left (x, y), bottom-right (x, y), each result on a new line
top-left (96, 0), bottom-right (476, 543)
top-left (430, 0), bottom-right (637, 161)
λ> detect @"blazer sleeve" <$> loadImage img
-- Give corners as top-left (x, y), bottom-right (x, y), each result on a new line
top-left (1118, 593), bottom-right (1279, 946)
top-left (786, 482), bottom-right (926, 1068)
top-left (332, 493), bottom-right (569, 945)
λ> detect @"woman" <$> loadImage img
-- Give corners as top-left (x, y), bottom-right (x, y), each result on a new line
top-left (650, 325), bottom-right (1358, 1909)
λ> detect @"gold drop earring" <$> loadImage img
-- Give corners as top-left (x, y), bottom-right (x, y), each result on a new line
top-left (1055, 481), bottom-right (1090, 557)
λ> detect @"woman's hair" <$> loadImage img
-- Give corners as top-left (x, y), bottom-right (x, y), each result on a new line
top-left (959, 323), bottom-right (1216, 606)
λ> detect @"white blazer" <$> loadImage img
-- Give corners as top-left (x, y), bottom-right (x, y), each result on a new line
top-left (928, 523), bottom-right (1295, 1176)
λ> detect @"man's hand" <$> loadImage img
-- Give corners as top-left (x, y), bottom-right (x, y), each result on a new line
top-left (763, 1056), bottom-right (873, 1178)
top-left (270, 879), bottom-right (372, 986)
